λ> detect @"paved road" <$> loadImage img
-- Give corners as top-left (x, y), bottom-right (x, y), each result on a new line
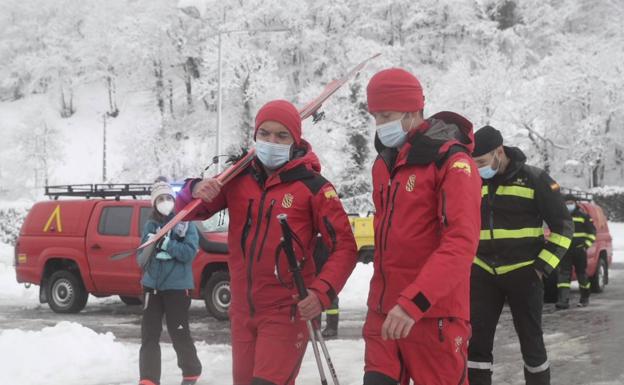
top-left (1, 263), bottom-right (623, 384)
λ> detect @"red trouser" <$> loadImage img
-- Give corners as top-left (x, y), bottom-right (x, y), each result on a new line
top-left (363, 310), bottom-right (470, 385)
top-left (231, 306), bottom-right (309, 385)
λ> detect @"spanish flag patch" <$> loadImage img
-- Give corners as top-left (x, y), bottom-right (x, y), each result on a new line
top-left (450, 160), bottom-right (471, 176)
top-left (323, 187), bottom-right (338, 200)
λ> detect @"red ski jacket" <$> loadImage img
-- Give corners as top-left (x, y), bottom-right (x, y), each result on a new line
top-left (369, 112), bottom-right (481, 323)
top-left (176, 142), bottom-right (357, 316)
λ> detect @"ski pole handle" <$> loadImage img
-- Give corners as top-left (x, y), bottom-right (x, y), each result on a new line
top-left (277, 214), bottom-right (308, 300)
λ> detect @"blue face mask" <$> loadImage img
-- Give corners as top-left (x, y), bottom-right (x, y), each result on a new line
top-left (255, 140), bottom-right (292, 170)
top-left (478, 153), bottom-right (500, 179)
top-left (376, 114), bottom-right (407, 148)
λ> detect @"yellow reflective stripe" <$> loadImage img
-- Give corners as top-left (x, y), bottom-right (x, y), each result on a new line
top-left (557, 283), bottom-right (571, 288)
top-left (573, 217), bottom-right (585, 223)
top-left (496, 185), bottom-right (535, 199)
top-left (474, 257), bottom-right (494, 274)
top-left (548, 232), bottom-right (572, 249)
top-left (480, 227), bottom-right (544, 240)
top-left (495, 261), bottom-right (534, 274)
top-left (325, 309), bottom-right (339, 315)
top-left (580, 282), bottom-right (591, 289)
top-left (473, 257), bottom-right (533, 275)
top-left (538, 249), bottom-right (560, 269)
top-left (585, 240), bottom-right (593, 247)
top-left (588, 234), bottom-right (596, 240)
top-left (481, 185), bottom-right (535, 199)
top-left (574, 233), bottom-right (596, 240)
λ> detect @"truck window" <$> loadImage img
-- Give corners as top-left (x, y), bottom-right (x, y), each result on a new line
top-left (98, 206), bottom-right (133, 236)
top-left (139, 207), bottom-right (152, 235)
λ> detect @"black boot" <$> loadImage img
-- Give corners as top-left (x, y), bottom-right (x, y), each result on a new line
top-left (578, 288), bottom-right (590, 307)
top-left (555, 287), bottom-right (570, 309)
top-left (322, 313), bottom-right (339, 338)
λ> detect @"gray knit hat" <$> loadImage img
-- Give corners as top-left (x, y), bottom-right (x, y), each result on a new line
top-left (150, 181), bottom-right (174, 206)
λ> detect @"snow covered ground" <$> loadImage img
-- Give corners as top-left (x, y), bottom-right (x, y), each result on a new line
top-left (0, 224), bottom-right (621, 385)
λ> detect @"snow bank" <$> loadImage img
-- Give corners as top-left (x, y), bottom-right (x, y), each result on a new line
top-left (0, 322), bottom-right (135, 385)
top-left (0, 242), bottom-right (39, 305)
top-left (0, 321), bottom-right (364, 385)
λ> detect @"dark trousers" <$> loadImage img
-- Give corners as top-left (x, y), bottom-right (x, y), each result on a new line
top-left (140, 289), bottom-right (202, 384)
top-left (558, 247), bottom-right (589, 289)
top-left (468, 265), bottom-right (550, 385)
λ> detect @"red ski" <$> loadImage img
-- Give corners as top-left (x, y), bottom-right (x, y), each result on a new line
top-left (114, 53), bottom-right (380, 262)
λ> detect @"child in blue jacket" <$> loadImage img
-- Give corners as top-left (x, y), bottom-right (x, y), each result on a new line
top-left (138, 180), bottom-right (202, 385)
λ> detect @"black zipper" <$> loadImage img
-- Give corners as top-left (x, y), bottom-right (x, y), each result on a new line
top-left (241, 199), bottom-right (254, 259)
top-left (486, 183), bottom-right (498, 271)
top-left (376, 180), bottom-right (392, 312)
top-left (487, 183), bottom-right (496, 240)
top-left (246, 191), bottom-right (267, 316)
top-left (322, 216), bottom-right (337, 253)
top-left (383, 182), bottom-right (400, 250)
top-left (256, 199), bottom-right (276, 262)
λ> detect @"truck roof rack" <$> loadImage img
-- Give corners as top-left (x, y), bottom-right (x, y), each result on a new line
top-left (45, 184), bottom-right (153, 200)
top-left (560, 187), bottom-right (593, 202)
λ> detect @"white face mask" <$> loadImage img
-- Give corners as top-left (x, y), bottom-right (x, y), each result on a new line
top-left (376, 114), bottom-right (408, 148)
top-left (255, 140), bottom-right (292, 169)
top-left (566, 204), bottom-right (576, 212)
top-left (156, 200), bottom-right (174, 216)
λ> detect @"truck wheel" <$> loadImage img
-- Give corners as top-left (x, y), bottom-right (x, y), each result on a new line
top-left (119, 296), bottom-right (142, 305)
top-left (590, 257), bottom-right (608, 293)
top-left (203, 271), bottom-right (230, 321)
top-left (46, 270), bottom-right (88, 313)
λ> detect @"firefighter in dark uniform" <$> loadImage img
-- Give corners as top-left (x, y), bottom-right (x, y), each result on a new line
top-left (468, 126), bottom-right (573, 385)
top-left (556, 194), bottom-right (596, 309)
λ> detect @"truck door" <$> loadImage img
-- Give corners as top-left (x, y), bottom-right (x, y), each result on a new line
top-left (86, 202), bottom-right (143, 295)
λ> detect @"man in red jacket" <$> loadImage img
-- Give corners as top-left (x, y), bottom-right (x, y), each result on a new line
top-left (175, 100), bottom-right (357, 385)
top-left (363, 68), bottom-right (482, 385)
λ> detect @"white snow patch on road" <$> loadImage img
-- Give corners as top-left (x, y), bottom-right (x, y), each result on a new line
top-left (0, 321), bottom-right (366, 385)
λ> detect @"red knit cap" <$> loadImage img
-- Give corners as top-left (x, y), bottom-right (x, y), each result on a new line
top-left (366, 68), bottom-right (425, 113)
top-left (254, 100), bottom-right (302, 145)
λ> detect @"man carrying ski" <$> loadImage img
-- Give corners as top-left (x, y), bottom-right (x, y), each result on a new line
top-left (362, 68), bottom-right (482, 385)
top-left (175, 99), bottom-right (357, 385)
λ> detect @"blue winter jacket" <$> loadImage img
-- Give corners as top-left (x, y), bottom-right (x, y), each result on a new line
top-left (139, 215), bottom-right (199, 290)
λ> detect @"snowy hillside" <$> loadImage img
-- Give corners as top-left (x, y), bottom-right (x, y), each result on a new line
top-left (1, 0), bottom-right (623, 205)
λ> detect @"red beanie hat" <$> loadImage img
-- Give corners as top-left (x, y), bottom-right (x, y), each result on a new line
top-left (254, 100), bottom-right (302, 145)
top-left (366, 68), bottom-right (425, 113)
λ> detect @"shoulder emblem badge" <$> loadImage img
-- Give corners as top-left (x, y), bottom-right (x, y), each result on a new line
top-left (323, 187), bottom-right (338, 200)
top-left (450, 160), bottom-right (471, 176)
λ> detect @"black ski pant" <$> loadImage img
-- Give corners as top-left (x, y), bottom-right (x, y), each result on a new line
top-left (468, 265), bottom-right (550, 385)
top-left (140, 288), bottom-right (202, 385)
top-left (558, 247), bottom-right (590, 290)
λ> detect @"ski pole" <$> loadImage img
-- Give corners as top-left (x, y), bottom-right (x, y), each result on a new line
top-left (277, 214), bottom-right (340, 385)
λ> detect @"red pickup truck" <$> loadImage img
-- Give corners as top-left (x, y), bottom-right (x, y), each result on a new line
top-left (14, 184), bottom-right (232, 320)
